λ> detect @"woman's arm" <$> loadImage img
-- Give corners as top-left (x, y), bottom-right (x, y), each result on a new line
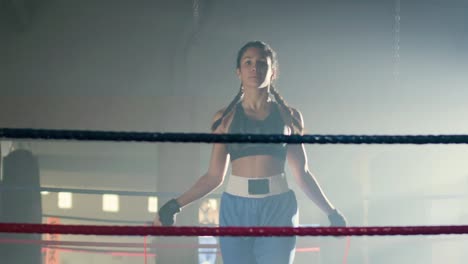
top-left (156, 110), bottom-right (230, 225)
top-left (288, 143), bottom-right (335, 215)
top-left (286, 108), bottom-right (335, 215)
top-left (175, 142), bottom-right (229, 207)
top-left (175, 109), bottom-right (230, 207)
top-left (286, 108), bottom-right (346, 226)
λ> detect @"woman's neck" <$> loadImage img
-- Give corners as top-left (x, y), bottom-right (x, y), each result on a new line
top-left (241, 86), bottom-right (271, 111)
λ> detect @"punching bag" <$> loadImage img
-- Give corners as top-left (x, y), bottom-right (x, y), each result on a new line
top-left (0, 149), bottom-right (43, 264)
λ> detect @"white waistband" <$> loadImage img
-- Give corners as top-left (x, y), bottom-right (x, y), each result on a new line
top-left (225, 173), bottom-right (290, 198)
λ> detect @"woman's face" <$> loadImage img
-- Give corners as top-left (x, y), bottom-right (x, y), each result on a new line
top-left (236, 47), bottom-right (275, 90)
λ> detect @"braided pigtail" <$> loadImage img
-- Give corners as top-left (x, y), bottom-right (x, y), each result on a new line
top-left (211, 85), bottom-right (244, 132)
top-left (270, 86), bottom-right (303, 134)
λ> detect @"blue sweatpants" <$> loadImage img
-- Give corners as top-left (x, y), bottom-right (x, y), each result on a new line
top-left (219, 190), bottom-right (299, 264)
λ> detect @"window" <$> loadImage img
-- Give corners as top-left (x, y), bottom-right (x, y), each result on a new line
top-left (58, 192), bottom-right (72, 209)
top-left (148, 197), bottom-right (158, 213)
top-left (102, 194), bottom-right (119, 212)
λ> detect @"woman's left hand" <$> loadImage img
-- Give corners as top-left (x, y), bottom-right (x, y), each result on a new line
top-left (328, 209), bottom-right (347, 227)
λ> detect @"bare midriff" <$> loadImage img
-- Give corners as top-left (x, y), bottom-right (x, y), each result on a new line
top-left (231, 155), bottom-right (285, 178)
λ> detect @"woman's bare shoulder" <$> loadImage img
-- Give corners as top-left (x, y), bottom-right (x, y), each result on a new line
top-left (212, 107), bottom-right (227, 122)
top-left (211, 107), bottom-right (235, 134)
top-left (290, 107), bottom-right (304, 123)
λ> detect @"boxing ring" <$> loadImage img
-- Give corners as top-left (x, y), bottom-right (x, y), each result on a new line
top-left (1, 128), bottom-right (468, 264)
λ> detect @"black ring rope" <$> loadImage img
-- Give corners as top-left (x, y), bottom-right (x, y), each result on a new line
top-left (2, 128), bottom-right (468, 144)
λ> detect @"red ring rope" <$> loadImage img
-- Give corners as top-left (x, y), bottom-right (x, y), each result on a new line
top-left (1, 223), bottom-right (468, 236)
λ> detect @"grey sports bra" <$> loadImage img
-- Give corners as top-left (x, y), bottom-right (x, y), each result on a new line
top-left (226, 103), bottom-right (288, 161)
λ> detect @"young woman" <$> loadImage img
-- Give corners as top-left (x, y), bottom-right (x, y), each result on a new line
top-left (156, 41), bottom-right (346, 264)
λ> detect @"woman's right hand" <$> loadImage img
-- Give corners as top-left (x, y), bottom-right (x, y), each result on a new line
top-left (156, 199), bottom-right (181, 226)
